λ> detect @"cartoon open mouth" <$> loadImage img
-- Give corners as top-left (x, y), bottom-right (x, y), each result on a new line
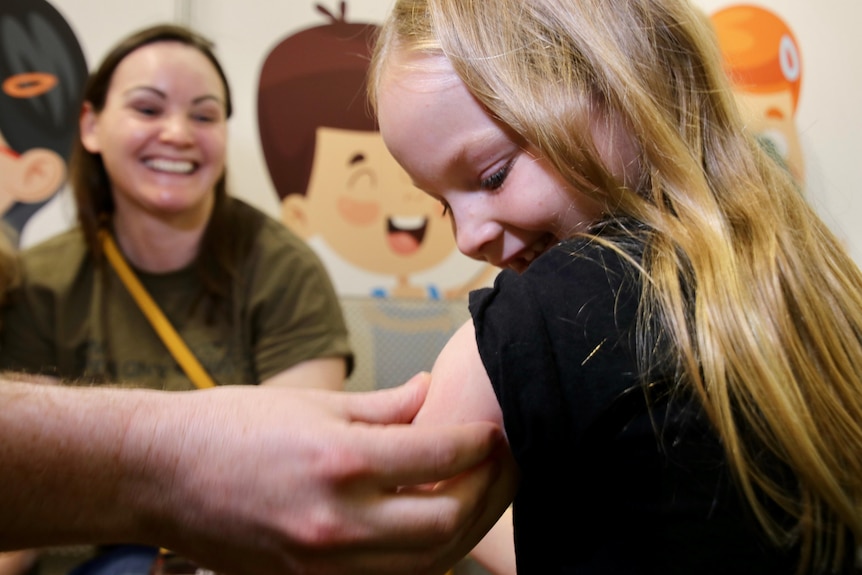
top-left (387, 215), bottom-right (428, 255)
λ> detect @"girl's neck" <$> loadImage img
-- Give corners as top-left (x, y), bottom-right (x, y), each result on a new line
top-left (110, 199), bottom-right (214, 273)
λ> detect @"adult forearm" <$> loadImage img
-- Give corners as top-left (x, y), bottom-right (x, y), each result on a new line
top-left (0, 380), bottom-right (153, 547)
top-left (0, 376), bottom-right (506, 575)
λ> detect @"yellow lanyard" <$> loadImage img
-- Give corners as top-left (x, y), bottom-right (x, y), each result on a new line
top-left (99, 229), bottom-right (216, 389)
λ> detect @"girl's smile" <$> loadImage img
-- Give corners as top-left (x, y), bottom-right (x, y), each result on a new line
top-left (377, 50), bottom-right (603, 272)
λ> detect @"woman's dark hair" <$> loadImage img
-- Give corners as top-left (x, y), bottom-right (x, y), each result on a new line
top-left (69, 23), bottom-right (258, 320)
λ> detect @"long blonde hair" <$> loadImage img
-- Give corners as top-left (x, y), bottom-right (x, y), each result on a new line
top-left (370, 0), bottom-right (862, 571)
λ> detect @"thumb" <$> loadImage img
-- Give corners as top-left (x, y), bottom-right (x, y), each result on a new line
top-left (343, 371), bottom-right (431, 425)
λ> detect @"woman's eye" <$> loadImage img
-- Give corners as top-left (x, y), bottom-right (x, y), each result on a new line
top-left (192, 107), bottom-right (223, 123)
top-left (135, 106), bottom-right (159, 116)
top-left (480, 159), bottom-right (513, 190)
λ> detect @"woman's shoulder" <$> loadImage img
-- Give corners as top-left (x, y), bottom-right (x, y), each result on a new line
top-left (18, 228), bottom-right (90, 280)
top-left (225, 197), bottom-right (330, 283)
top-left (2, 228), bottom-right (92, 304)
top-left (23, 226), bottom-right (85, 251)
top-left (226, 197), bottom-right (309, 248)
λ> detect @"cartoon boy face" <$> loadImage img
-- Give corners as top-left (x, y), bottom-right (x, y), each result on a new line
top-left (282, 127), bottom-right (457, 275)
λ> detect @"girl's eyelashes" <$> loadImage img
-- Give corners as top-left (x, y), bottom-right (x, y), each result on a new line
top-left (480, 158), bottom-right (514, 191)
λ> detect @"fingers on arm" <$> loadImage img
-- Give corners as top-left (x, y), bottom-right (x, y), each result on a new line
top-left (340, 371), bottom-right (431, 425)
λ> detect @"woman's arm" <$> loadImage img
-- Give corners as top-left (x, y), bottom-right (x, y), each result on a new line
top-left (261, 356), bottom-right (346, 390)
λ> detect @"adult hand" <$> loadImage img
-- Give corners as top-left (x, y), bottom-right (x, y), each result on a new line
top-left (124, 373), bottom-right (505, 575)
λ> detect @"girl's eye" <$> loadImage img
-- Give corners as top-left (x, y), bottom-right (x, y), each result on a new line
top-left (480, 159), bottom-right (513, 191)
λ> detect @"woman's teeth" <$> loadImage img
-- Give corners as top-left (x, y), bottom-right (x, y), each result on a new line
top-left (145, 158), bottom-right (194, 174)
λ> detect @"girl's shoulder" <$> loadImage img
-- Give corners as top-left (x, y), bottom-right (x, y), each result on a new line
top-left (521, 234), bottom-right (643, 298)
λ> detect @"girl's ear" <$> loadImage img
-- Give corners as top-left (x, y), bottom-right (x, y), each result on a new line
top-left (79, 102), bottom-right (101, 153)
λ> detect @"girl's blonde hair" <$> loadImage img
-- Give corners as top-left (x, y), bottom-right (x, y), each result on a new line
top-left (370, 0), bottom-right (862, 571)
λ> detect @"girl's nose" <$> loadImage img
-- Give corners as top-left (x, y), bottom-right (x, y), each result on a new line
top-left (449, 197), bottom-right (499, 261)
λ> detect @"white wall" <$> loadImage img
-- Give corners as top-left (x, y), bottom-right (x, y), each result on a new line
top-left (44, 0), bottom-right (393, 223)
top-left (36, 0), bottom-right (862, 264)
top-left (188, 0), bottom-right (395, 218)
top-left (49, 0), bottom-right (177, 56)
top-left (19, 0), bottom-right (179, 247)
top-left (696, 0), bottom-right (862, 263)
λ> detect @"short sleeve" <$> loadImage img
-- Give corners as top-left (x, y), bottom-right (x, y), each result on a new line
top-left (244, 220), bottom-right (353, 381)
top-left (468, 240), bottom-right (642, 464)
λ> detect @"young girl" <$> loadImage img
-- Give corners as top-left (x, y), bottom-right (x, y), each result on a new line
top-left (370, 0), bottom-right (862, 573)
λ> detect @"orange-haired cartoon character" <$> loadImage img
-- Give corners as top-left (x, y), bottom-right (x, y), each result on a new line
top-left (257, 1), bottom-right (493, 300)
top-left (711, 4), bottom-right (804, 183)
top-left (0, 0), bottom-right (87, 244)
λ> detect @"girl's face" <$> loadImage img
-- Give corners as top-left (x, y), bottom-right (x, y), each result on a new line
top-left (80, 41), bottom-right (227, 219)
top-left (377, 51), bottom-right (604, 274)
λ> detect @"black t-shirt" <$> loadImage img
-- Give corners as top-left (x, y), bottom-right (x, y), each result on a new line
top-left (469, 238), bottom-right (797, 574)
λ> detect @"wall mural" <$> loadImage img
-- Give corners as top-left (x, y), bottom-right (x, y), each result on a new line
top-left (257, 2), bottom-right (493, 393)
top-left (710, 4), bottom-right (805, 184)
top-left (257, 1), bottom-right (495, 301)
top-left (0, 0), bottom-right (87, 245)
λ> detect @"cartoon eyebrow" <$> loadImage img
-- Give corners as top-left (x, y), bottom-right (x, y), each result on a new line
top-left (349, 152), bottom-right (367, 165)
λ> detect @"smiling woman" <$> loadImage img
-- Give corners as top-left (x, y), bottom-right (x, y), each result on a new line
top-left (0, 23), bottom-right (353, 575)
top-left (77, 40), bottom-right (228, 266)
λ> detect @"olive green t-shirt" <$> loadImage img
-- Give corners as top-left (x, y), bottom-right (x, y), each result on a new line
top-left (0, 201), bottom-right (352, 390)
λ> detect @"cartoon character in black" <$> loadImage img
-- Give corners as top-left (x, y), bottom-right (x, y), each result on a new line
top-left (0, 0), bottom-right (87, 244)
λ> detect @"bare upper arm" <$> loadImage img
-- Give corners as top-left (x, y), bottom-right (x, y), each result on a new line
top-left (414, 319), bottom-right (503, 430)
top-left (417, 319), bottom-right (519, 569)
